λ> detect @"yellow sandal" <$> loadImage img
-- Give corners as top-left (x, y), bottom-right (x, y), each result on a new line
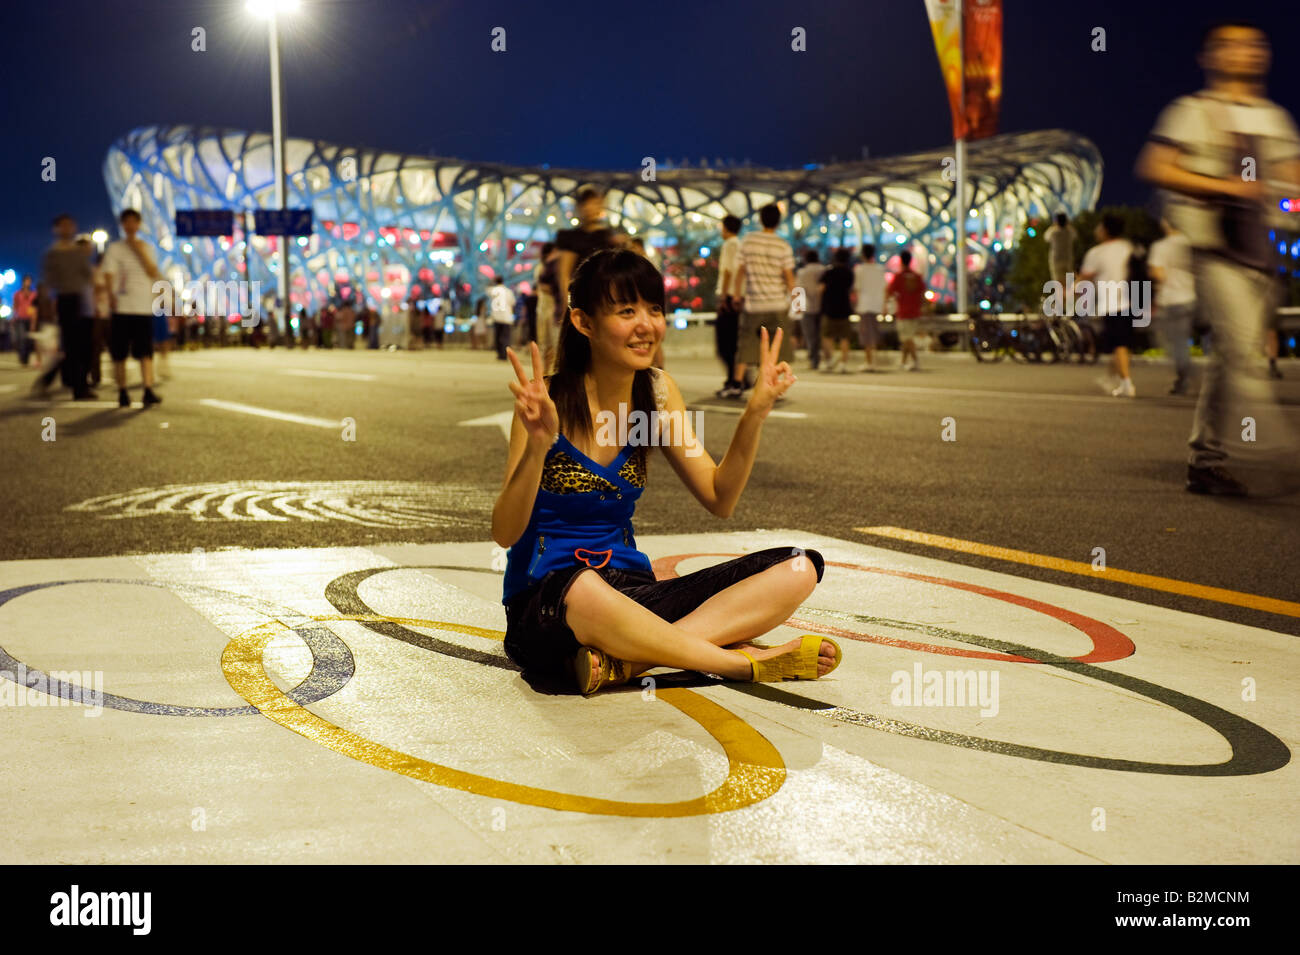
top-left (732, 634), bottom-right (841, 682)
top-left (574, 647), bottom-right (633, 696)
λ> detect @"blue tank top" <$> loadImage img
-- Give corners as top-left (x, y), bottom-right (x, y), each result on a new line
top-left (501, 369), bottom-right (667, 605)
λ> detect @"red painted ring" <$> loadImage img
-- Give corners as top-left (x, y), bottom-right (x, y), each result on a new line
top-left (651, 553), bottom-right (1135, 665)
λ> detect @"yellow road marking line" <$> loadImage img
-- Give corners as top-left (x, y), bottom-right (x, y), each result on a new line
top-left (855, 526), bottom-right (1300, 619)
top-left (222, 616), bottom-right (786, 817)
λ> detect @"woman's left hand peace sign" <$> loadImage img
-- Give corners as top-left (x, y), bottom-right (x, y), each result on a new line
top-left (747, 326), bottom-right (796, 417)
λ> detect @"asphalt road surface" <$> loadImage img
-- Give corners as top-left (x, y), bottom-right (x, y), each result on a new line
top-left (2, 343), bottom-right (1297, 635)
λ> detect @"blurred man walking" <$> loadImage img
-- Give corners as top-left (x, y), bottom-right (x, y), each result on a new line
top-left (100, 209), bottom-right (162, 408)
top-left (38, 214), bottom-right (95, 399)
top-left (794, 249), bottom-right (826, 372)
top-left (1148, 217), bottom-right (1197, 395)
top-left (887, 250), bottom-right (928, 371)
top-left (853, 244), bottom-right (885, 371)
top-left (12, 276), bottom-right (37, 366)
top-left (733, 203), bottom-right (796, 391)
top-left (1137, 19), bottom-right (1300, 495)
top-left (488, 276), bottom-right (516, 361)
top-left (715, 216), bottom-right (744, 395)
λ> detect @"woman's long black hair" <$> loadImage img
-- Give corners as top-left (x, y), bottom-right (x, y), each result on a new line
top-left (549, 248), bottom-right (664, 443)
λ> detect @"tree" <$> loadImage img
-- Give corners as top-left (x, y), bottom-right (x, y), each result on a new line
top-left (1007, 220), bottom-right (1050, 312)
top-left (1007, 205), bottom-right (1160, 313)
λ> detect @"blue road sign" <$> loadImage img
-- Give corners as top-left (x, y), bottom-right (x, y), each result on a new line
top-left (254, 208), bottom-right (314, 236)
top-left (174, 209), bottom-right (235, 236)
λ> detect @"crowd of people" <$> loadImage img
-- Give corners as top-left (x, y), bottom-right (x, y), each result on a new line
top-left (7, 14), bottom-right (1295, 506)
top-left (712, 204), bottom-right (932, 399)
top-left (8, 209), bottom-right (164, 407)
top-left (5, 181), bottom-right (942, 410)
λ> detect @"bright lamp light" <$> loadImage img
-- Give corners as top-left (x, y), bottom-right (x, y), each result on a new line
top-left (247, 0), bottom-right (300, 16)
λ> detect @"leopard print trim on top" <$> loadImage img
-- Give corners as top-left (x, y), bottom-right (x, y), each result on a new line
top-left (537, 369), bottom-right (664, 496)
top-left (539, 446), bottom-right (648, 495)
top-left (618, 445), bottom-right (647, 487)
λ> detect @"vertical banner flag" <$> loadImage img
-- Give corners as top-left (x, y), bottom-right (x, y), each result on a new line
top-left (924, 0), bottom-right (964, 140)
top-left (962, 0), bottom-right (1002, 140)
top-left (924, 0), bottom-right (1003, 140)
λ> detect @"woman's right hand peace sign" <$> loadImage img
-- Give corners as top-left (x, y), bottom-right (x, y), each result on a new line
top-left (506, 342), bottom-right (560, 449)
top-left (747, 326), bottom-right (796, 418)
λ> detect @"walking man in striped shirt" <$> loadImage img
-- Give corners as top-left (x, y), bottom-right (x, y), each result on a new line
top-left (732, 203), bottom-right (795, 393)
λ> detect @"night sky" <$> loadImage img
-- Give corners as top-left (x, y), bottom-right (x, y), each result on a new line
top-left (2, 0), bottom-right (1297, 279)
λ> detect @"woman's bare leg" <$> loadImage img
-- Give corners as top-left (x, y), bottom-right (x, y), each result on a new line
top-left (672, 557), bottom-right (817, 648)
top-left (565, 561), bottom-right (835, 685)
top-left (565, 570), bottom-right (750, 679)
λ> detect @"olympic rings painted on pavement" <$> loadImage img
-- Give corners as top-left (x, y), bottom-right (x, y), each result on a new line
top-left (0, 579), bottom-right (355, 717)
top-left (324, 566), bottom-right (518, 670)
top-left (650, 554), bottom-right (1135, 664)
top-left (220, 614), bottom-right (786, 817)
top-left (327, 561), bottom-right (1289, 777)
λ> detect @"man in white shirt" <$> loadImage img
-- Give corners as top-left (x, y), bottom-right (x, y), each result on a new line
top-left (488, 276), bottom-right (517, 361)
top-left (852, 244), bottom-right (886, 371)
top-left (1044, 213), bottom-right (1077, 306)
top-left (99, 208), bottom-right (162, 408)
top-left (1148, 218), bottom-right (1197, 395)
top-left (733, 203), bottom-right (795, 391)
top-left (1136, 18), bottom-right (1300, 495)
top-left (714, 216), bottom-right (743, 397)
top-left (793, 249), bottom-right (826, 371)
top-left (1078, 214), bottom-right (1136, 396)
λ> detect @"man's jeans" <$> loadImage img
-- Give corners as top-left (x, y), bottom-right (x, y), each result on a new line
top-left (1158, 302), bottom-right (1194, 382)
top-left (493, 321), bottom-right (512, 360)
top-left (800, 311), bottom-right (822, 368)
top-left (12, 320), bottom-right (31, 365)
top-left (1188, 254), bottom-right (1294, 469)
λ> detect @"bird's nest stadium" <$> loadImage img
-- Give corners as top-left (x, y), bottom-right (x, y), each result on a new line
top-left (104, 125), bottom-right (1101, 314)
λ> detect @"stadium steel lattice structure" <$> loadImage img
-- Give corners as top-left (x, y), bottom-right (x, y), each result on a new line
top-left (104, 125), bottom-right (1102, 317)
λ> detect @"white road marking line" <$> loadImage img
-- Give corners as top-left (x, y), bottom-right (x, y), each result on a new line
top-left (459, 410), bottom-right (514, 441)
top-left (812, 381), bottom-right (1139, 405)
top-left (198, 398), bottom-right (341, 429)
top-left (690, 404), bottom-right (808, 419)
top-left (67, 481), bottom-right (496, 527)
top-left (282, 369), bottom-right (377, 382)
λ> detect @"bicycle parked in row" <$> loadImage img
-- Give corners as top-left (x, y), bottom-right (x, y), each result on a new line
top-left (969, 309), bottom-right (1098, 364)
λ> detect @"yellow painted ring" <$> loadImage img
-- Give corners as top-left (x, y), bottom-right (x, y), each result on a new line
top-left (220, 614), bottom-right (786, 817)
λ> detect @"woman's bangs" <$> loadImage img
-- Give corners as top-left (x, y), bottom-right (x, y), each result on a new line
top-left (594, 253), bottom-right (665, 315)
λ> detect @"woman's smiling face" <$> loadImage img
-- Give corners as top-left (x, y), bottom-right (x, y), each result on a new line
top-left (578, 296), bottom-right (665, 370)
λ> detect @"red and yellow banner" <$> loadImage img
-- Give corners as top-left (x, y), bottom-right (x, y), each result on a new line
top-left (924, 0), bottom-right (1003, 141)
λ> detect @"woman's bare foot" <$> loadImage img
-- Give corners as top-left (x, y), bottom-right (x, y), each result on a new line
top-left (741, 636), bottom-right (838, 677)
top-left (582, 637), bottom-right (835, 690)
top-left (724, 639), bottom-right (768, 652)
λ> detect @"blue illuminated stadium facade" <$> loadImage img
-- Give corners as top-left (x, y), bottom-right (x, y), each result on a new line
top-left (104, 125), bottom-right (1103, 314)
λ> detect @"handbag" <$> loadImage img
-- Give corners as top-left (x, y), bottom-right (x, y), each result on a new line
top-left (1196, 95), bottom-right (1273, 271)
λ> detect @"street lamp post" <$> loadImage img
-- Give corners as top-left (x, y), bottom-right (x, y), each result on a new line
top-left (248, 0), bottom-right (298, 326)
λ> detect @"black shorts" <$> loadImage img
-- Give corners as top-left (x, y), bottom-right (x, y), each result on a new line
top-left (715, 299), bottom-right (739, 365)
top-left (110, 313), bottom-right (154, 361)
top-left (1100, 314), bottom-right (1134, 353)
top-left (503, 545), bottom-right (825, 694)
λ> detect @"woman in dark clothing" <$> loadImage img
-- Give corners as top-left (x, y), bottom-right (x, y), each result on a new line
top-left (818, 247), bottom-right (855, 373)
top-left (493, 249), bottom-right (841, 695)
